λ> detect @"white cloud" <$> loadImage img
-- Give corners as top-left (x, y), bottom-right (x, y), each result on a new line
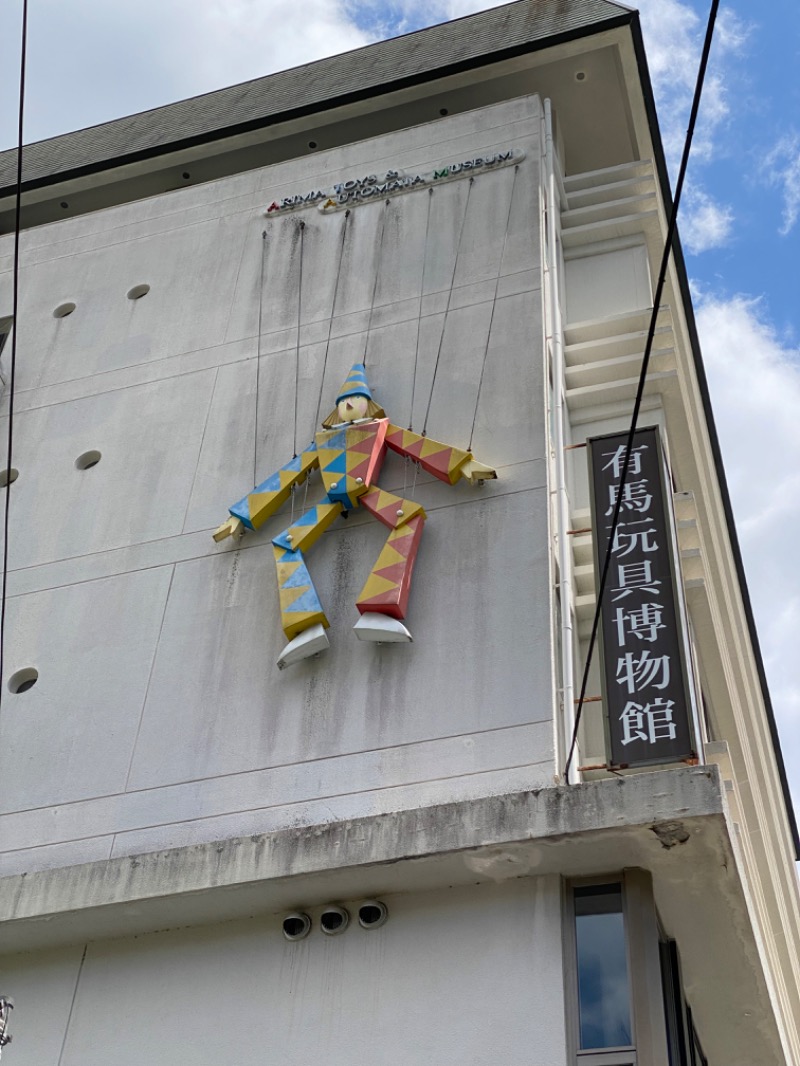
top-left (635, 0), bottom-right (748, 172)
top-left (0, 0), bottom-right (374, 147)
top-left (169, 0), bottom-right (374, 95)
top-left (680, 187), bottom-right (734, 253)
top-left (626, 2), bottom-right (749, 256)
top-left (0, 0), bottom-right (518, 148)
top-left (365, 0), bottom-right (509, 35)
top-left (0, 0), bottom-right (750, 167)
top-left (696, 295), bottom-right (800, 796)
top-left (763, 132), bottom-right (800, 236)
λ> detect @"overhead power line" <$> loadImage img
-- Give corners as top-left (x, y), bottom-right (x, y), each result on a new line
top-left (0, 0), bottom-right (29, 716)
top-left (564, 0), bottom-right (721, 781)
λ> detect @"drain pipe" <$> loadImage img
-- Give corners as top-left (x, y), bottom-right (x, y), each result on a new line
top-left (544, 99), bottom-right (577, 783)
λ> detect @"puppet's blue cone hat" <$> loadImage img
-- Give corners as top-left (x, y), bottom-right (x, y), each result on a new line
top-left (335, 364), bottom-right (374, 404)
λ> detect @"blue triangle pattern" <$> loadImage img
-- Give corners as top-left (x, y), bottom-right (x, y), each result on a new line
top-left (295, 507), bottom-right (320, 528)
top-left (254, 471), bottom-right (282, 494)
top-left (323, 453), bottom-right (347, 474)
top-left (326, 429), bottom-right (347, 450)
top-left (281, 565), bottom-right (312, 590)
top-left (285, 586), bottom-right (323, 614)
top-left (230, 500), bottom-right (253, 527)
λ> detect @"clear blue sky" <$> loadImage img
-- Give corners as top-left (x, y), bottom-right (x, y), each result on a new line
top-left (0, 0), bottom-right (798, 800)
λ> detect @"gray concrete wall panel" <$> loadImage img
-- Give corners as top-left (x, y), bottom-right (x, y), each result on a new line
top-left (565, 242), bottom-right (651, 323)
top-left (3, 369), bottom-right (218, 569)
top-left (0, 97), bottom-right (550, 868)
top-left (0, 878), bottom-right (568, 1066)
top-left (127, 484), bottom-right (551, 789)
top-left (0, 735), bottom-right (550, 876)
top-left (0, 567), bottom-right (172, 812)
top-left (0, 945), bottom-right (85, 1066)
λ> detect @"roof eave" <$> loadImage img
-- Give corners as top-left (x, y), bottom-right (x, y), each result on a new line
top-left (0, 8), bottom-right (635, 200)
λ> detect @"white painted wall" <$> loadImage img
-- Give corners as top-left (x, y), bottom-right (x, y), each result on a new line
top-left (0, 95), bottom-right (552, 874)
top-left (0, 877), bottom-right (568, 1066)
top-left (564, 240), bottom-right (651, 323)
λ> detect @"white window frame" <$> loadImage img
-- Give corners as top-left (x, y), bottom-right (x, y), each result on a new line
top-left (564, 869), bottom-right (669, 1066)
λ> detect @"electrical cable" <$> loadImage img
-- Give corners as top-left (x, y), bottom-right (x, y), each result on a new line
top-left (563, 0), bottom-right (719, 781)
top-left (422, 176), bottom-right (474, 436)
top-left (468, 164), bottom-right (518, 451)
top-left (408, 187), bottom-right (434, 429)
top-left (363, 199), bottom-right (391, 367)
top-left (0, 0), bottom-right (29, 714)
top-left (254, 230), bottom-right (267, 485)
top-left (314, 209), bottom-right (350, 426)
top-left (292, 220), bottom-right (305, 458)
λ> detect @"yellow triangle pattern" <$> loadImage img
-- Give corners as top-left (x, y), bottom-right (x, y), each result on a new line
top-left (247, 452), bottom-right (317, 529)
top-left (275, 557), bottom-right (302, 583)
top-left (271, 545), bottom-right (328, 639)
top-left (250, 487), bottom-right (291, 527)
top-left (316, 448), bottom-right (340, 468)
top-left (279, 584), bottom-right (312, 610)
top-left (359, 573), bottom-right (398, 600)
top-left (361, 489), bottom-right (425, 529)
top-left (385, 424), bottom-right (471, 483)
top-left (284, 502), bottom-right (342, 553)
top-left (379, 543), bottom-right (407, 567)
top-left (282, 609), bottom-right (328, 640)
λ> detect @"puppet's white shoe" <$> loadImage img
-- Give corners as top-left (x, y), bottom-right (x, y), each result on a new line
top-left (277, 624), bottom-right (329, 669)
top-left (353, 613), bottom-right (413, 643)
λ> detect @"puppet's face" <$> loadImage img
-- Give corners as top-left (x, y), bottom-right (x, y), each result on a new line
top-left (337, 395), bottom-right (370, 422)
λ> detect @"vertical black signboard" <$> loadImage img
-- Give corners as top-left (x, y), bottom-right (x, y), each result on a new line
top-left (588, 428), bottom-right (696, 767)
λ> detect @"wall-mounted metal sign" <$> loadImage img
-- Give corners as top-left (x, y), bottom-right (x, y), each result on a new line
top-left (264, 149), bottom-right (523, 217)
top-left (588, 427), bottom-right (696, 767)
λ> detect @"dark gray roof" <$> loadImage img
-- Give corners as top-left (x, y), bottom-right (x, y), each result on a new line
top-left (0, 0), bottom-right (632, 194)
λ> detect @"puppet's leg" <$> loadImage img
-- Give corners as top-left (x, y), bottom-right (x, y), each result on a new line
top-left (354, 489), bottom-right (426, 643)
top-left (272, 501), bottom-right (343, 668)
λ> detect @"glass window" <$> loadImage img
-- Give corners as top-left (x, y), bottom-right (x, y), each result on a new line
top-left (660, 939), bottom-right (688, 1066)
top-left (687, 1007), bottom-right (708, 1066)
top-left (574, 884), bottom-right (633, 1049)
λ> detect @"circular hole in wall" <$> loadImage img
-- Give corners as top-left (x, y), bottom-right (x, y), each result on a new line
top-left (439, 107), bottom-right (449, 116)
top-left (282, 912), bottom-right (312, 941)
top-left (53, 302), bottom-right (76, 319)
top-left (8, 667), bottom-right (38, 694)
top-left (60, 201), bottom-right (69, 209)
top-left (308, 141), bottom-right (317, 149)
top-left (358, 900), bottom-right (388, 929)
top-left (75, 450), bottom-right (102, 470)
top-left (320, 906), bottom-right (349, 935)
top-left (127, 284), bottom-right (150, 300)
top-left (0, 468), bottom-right (18, 488)
top-left (182, 172), bottom-right (191, 180)
top-left (575, 71), bottom-right (587, 82)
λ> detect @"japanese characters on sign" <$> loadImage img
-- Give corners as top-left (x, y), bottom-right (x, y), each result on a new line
top-left (588, 427), bottom-right (696, 767)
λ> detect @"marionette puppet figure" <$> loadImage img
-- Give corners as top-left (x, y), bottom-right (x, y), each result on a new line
top-left (214, 364), bottom-right (496, 668)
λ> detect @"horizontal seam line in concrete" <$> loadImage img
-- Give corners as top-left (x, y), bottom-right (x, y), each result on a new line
top-left (1, 774), bottom-right (725, 913)
top-left (0, 122), bottom-right (539, 257)
top-left (5, 460), bottom-right (546, 592)
top-left (115, 759), bottom-right (549, 839)
top-left (3, 281), bottom-right (541, 413)
top-left (0, 754), bottom-right (552, 849)
top-left (7, 262), bottom-right (539, 392)
top-left (4, 152), bottom-right (537, 269)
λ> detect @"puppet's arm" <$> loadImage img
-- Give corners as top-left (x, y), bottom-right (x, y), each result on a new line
top-left (213, 443), bottom-right (319, 542)
top-left (384, 424), bottom-right (496, 485)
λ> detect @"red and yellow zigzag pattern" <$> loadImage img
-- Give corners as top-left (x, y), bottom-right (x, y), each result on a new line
top-left (357, 513), bottom-right (425, 619)
top-left (384, 424), bottom-right (469, 484)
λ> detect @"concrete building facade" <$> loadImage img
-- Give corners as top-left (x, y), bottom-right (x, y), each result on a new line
top-left (0, 2), bottom-right (797, 1064)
